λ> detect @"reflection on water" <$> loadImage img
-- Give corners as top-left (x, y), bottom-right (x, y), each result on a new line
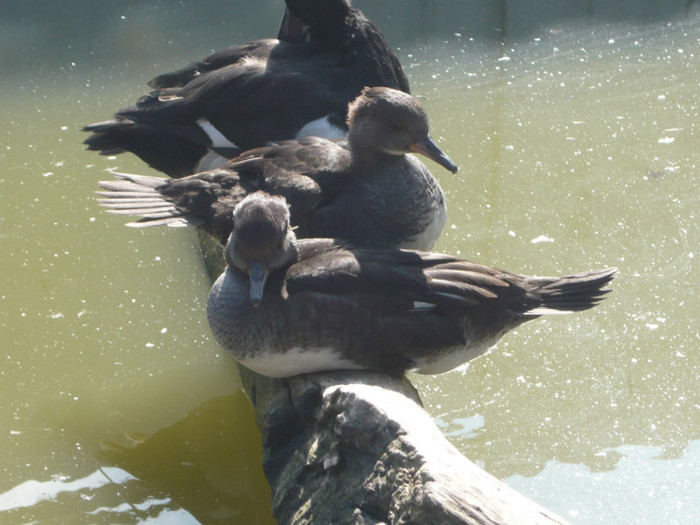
top-left (1, 2), bottom-right (699, 524)
top-left (508, 441), bottom-right (700, 523)
top-left (98, 394), bottom-right (272, 523)
top-left (1, 393), bottom-right (272, 523)
top-left (0, 467), bottom-right (137, 513)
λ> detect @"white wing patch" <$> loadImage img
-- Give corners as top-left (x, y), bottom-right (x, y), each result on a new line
top-left (295, 115), bottom-right (346, 140)
top-left (196, 118), bottom-right (238, 148)
top-left (412, 301), bottom-right (437, 311)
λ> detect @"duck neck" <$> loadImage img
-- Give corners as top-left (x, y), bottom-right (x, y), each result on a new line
top-left (350, 146), bottom-right (405, 176)
top-left (348, 128), bottom-right (405, 175)
top-left (297, 2), bottom-right (351, 48)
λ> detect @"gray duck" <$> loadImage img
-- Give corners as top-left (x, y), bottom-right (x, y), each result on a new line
top-left (97, 87), bottom-right (457, 251)
top-left (206, 192), bottom-right (617, 377)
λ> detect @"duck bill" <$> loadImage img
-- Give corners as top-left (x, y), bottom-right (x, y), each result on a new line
top-left (277, 8), bottom-right (309, 43)
top-left (410, 135), bottom-right (458, 174)
top-left (248, 262), bottom-right (269, 308)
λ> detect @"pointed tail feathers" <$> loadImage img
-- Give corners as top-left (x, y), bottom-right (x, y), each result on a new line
top-left (96, 172), bottom-right (202, 228)
top-left (526, 267), bottom-right (618, 315)
top-left (82, 119), bottom-right (130, 155)
top-left (83, 119), bottom-right (205, 177)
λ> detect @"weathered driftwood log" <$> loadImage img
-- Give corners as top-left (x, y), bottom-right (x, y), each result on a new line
top-left (239, 370), bottom-right (570, 525)
top-left (199, 232), bottom-right (570, 525)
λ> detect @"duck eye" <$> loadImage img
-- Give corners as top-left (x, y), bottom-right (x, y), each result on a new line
top-left (389, 121), bottom-right (403, 132)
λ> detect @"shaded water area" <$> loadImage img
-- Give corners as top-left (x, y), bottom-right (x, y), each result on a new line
top-left (1, 1), bottom-right (698, 523)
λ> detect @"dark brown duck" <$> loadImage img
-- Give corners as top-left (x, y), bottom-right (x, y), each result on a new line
top-left (83, 0), bottom-right (410, 177)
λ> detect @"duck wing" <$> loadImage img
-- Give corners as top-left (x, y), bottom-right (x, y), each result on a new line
top-left (279, 245), bottom-right (506, 373)
top-left (96, 137), bottom-right (351, 244)
top-left (284, 243), bottom-right (616, 327)
top-left (147, 39), bottom-right (278, 89)
top-left (83, 43), bottom-right (356, 178)
top-left (83, 2), bottom-right (409, 179)
top-left (282, 243), bottom-right (616, 373)
top-left (285, 244), bottom-right (509, 309)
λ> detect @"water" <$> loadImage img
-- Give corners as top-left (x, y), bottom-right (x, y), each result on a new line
top-left (1, 2), bottom-right (698, 524)
top-left (412, 17), bottom-right (700, 524)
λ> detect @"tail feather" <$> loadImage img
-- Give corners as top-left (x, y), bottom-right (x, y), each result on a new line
top-left (96, 190), bottom-right (160, 199)
top-left (83, 119), bottom-right (205, 177)
top-left (98, 198), bottom-right (170, 207)
top-left (126, 217), bottom-right (198, 228)
top-left (96, 172), bottom-right (197, 228)
top-left (526, 267), bottom-right (617, 315)
top-left (110, 171), bottom-right (168, 188)
top-left (82, 119), bottom-right (128, 155)
top-left (101, 206), bottom-right (175, 217)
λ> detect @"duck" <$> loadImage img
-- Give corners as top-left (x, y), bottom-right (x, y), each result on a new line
top-left (96, 87), bottom-right (457, 251)
top-left (206, 192), bottom-right (617, 378)
top-left (83, 0), bottom-right (410, 178)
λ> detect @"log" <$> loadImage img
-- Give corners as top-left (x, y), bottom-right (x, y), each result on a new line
top-left (199, 232), bottom-right (570, 525)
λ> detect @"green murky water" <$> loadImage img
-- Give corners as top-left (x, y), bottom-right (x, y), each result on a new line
top-left (1, 2), bottom-right (698, 523)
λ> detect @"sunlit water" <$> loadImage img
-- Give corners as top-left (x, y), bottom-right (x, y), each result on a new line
top-left (1, 3), bottom-right (698, 524)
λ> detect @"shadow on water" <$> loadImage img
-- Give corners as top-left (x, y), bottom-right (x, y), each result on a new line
top-left (98, 393), bottom-right (273, 524)
top-left (1, 394), bottom-right (273, 524)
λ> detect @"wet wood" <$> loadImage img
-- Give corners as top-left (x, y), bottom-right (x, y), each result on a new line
top-left (237, 369), bottom-right (569, 525)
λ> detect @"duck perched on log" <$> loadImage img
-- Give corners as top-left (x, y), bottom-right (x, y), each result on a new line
top-left (206, 192), bottom-right (617, 378)
top-left (83, 0), bottom-right (410, 177)
top-left (96, 87), bottom-right (457, 251)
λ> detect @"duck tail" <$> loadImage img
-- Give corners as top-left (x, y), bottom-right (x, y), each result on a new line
top-left (95, 172), bottom-right (203, 228)
top-left (526, 267), bottom-right (618, 315)
top-left (83, 118), bottom-right (205, 178)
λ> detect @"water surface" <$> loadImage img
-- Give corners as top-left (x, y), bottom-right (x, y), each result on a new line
top-left (1, 2), bottom-right (698, 523)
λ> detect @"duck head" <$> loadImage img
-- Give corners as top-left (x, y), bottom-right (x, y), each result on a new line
top-left (346, 87), bottom-right (458, 173)
top-left (226, 193), bottom-right (298, 307)
top-left (281, 0), bottom-right (351, 44)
